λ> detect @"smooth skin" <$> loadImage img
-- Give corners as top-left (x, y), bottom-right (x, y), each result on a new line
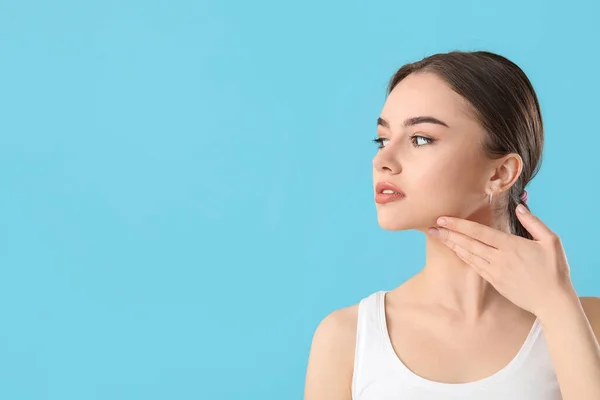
top-left (304, 72), bottom-right (600, 399)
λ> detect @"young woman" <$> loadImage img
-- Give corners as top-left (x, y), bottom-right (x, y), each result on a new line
top-left (304, 51), bottom-right (600, 400)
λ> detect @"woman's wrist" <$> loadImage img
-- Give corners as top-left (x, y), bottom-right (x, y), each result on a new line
top-left (536, 284), bottom-right (582, 326)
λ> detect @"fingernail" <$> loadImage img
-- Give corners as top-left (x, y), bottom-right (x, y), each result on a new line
top-left (437, 217), bottom-right (447, 226)
top-left (428, 227), bottom-right (440, 236)
top-left (517, 204), bottom-right (528, 214)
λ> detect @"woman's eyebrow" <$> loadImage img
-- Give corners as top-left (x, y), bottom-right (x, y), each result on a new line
top-left (377, 116), bottom-right (450, 129)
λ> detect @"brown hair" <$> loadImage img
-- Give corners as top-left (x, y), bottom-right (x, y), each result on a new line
top-left (387, 50), bottom-right (544, 240)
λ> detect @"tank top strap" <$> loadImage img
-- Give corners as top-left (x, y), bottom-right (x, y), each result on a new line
top-left (352, 290), bottom-right (390, 399)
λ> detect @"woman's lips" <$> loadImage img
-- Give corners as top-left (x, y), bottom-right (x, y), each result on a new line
top-left (374, 181), bottom-right (406, 204)
top-left (374, 192), bottom-right (406, 204)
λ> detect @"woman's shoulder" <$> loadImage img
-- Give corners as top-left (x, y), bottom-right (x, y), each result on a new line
top-left (304, 302), bottom-right (361, 399)
top-left (308, 290), bottom-right (390, 367)
top-left (311, 302), bottom-right (360, 348)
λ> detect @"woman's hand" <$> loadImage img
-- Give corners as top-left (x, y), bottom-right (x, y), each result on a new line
top-left (428, 204), bottom-right (578, 318)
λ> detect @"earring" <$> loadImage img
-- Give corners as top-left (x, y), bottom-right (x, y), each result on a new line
top-left (489, 191), bottom-right (493, 204)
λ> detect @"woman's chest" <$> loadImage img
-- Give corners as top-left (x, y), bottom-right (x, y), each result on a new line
top-left (384, 311), bottom-right (536, 384)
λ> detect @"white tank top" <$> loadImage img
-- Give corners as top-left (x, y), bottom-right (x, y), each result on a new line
top-left (352, 290), bottom-right (563, 400)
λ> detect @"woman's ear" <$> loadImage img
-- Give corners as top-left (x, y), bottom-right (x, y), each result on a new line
top-left (489, 153), bottom-right (523, 194)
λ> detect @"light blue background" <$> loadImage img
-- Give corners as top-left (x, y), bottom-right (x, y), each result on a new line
top-left (1, 0), bottom-right (598, 398)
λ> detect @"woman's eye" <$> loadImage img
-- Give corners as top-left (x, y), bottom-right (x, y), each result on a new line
top-left (372, 137), bottom-right (389, 149)
top-left (410, 135), bottom-right (434, 147)
top-left (373, 135), bottom-right (434, 150)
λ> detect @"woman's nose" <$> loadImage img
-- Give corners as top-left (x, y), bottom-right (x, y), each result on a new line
top-left (373, 148), bottom-right (401, 174)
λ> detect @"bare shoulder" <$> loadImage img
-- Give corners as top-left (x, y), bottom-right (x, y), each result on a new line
top-left (304, 302), bottom-right (360, 400)
top-left (580, 296), bottom-right (600, 341)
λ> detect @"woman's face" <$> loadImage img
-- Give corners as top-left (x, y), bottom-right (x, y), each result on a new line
top-left (373, 72), bottom-right (493, 231)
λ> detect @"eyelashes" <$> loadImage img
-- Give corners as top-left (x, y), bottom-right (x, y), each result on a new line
top-left (372, 135), bottom-right (435, 149)
top-left (372, 138), bottom-right (388, 149)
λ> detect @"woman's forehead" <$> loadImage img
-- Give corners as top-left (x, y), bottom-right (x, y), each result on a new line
top-left (383, 73), bottom-right (476, 121)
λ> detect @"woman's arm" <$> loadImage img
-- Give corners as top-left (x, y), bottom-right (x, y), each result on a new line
top-left (538, 292), bottom-right (600, 400)
top-left (304, 307), bottom-right (356, 400)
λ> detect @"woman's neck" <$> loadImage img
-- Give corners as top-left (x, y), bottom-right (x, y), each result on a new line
top-left (409, 217), bottom-right (520, 323)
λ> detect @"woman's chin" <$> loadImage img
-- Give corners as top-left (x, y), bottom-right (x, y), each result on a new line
top-left (376, 216), bottom-right (411, 231)
top-left (376, 214), bottom-right (432, 232)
